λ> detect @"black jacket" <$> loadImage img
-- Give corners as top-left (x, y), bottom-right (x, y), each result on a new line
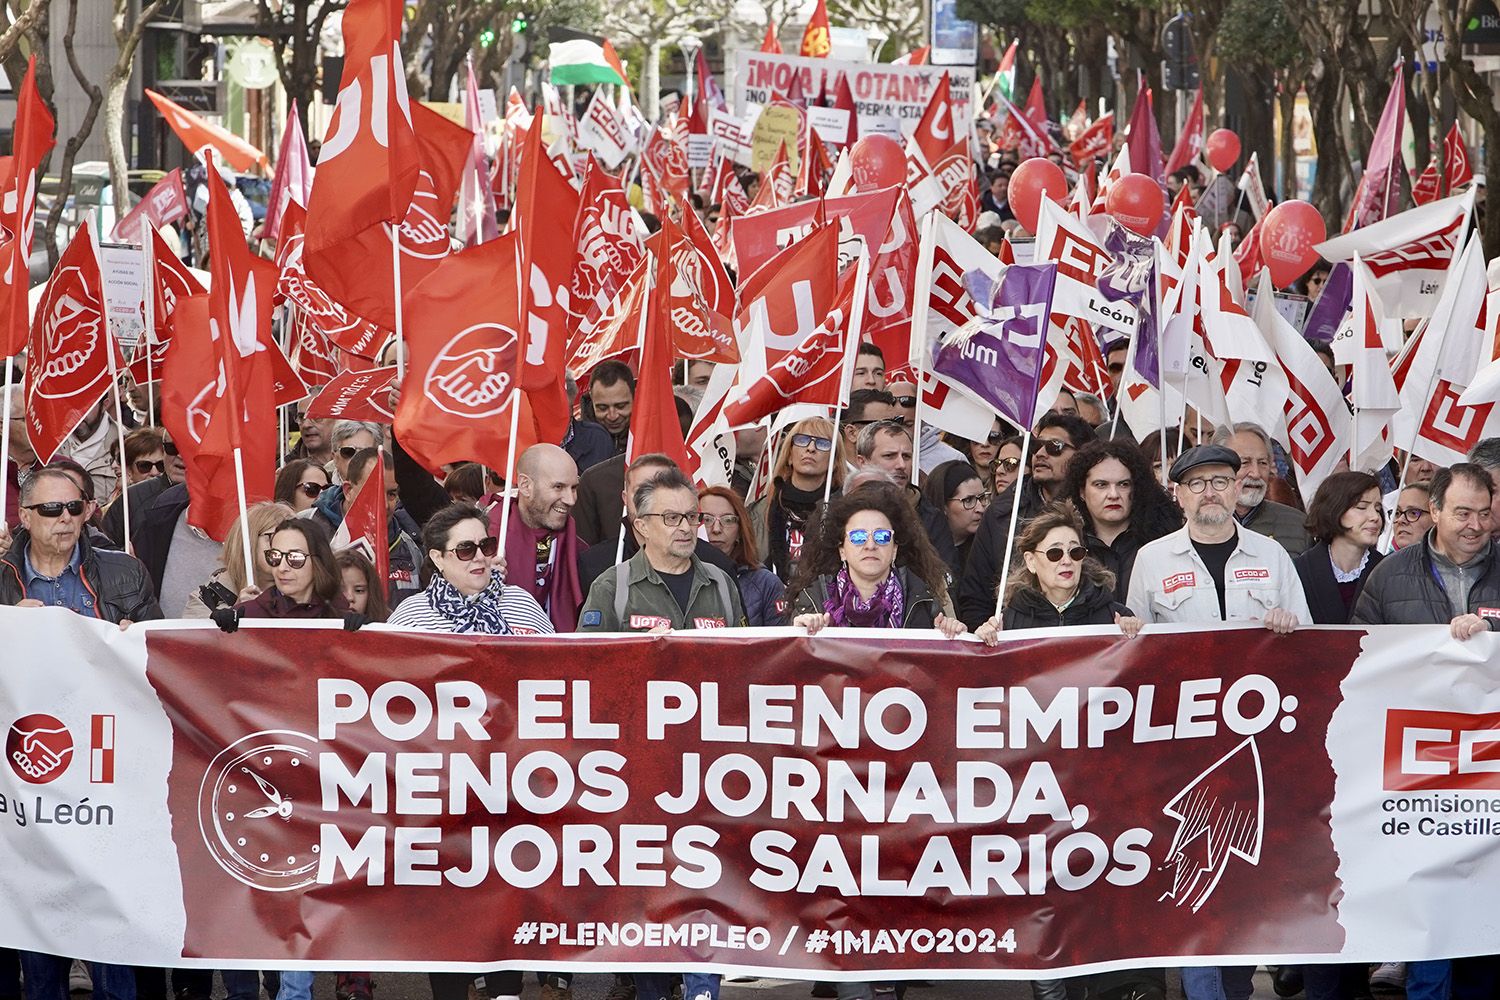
top-left (130, 483), bottom-right (192, 599)
top-left (789, 566), bottom-right (940, 630)
top-left (100, 474), bottom-right (173, 547)
top-left (0, 528), bottom-right (163, 623)
top-left (1084, 526), bottom-right (1147, 603)
top-left (1293, 543), bottom-right (1383, 625)
top-left (573, 454), bottom-right (626, 547)
top-left (957, 477), bottom-right (1048, 630)
top-left (1001, 579), bottom-right (1131, 631)
top-left (1352, 537), bottom-right (1500, 625)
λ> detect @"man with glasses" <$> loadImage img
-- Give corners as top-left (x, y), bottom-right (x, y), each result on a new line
top-left (580, 467), bottom-right (745, 632)
top-left (0, 468), bottom-right (161, 624)
top-left (1126, 444), bottom-right (1308, 632)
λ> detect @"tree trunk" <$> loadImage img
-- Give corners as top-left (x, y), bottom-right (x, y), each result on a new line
top-left (1308, 63), bottom-right (1347, 229)
top-left (644, 38), bottom-right (661, 119)
top-left (1277, 83), bottom-right (1297, 202)
top-left (105, 71), bottom-right (129, 214)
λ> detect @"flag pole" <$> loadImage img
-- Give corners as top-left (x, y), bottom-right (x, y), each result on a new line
top-left (618, 258), bottom-right (654, 565)
top-left (140, 218), bottom-right (157, 424)
top-left (496, 387), bottom-right (523, 559)
top-left (231, 446), bottom-right (255, 588)
top-left (390, 223), bottom-right (406, 381)
top-left (0, 370), bottom-right (14, 531)
top-left (993, 427), bottom-right (1031, 624)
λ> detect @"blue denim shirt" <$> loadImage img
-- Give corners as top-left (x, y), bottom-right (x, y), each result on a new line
top-left (22, 543), bottom-right (94, 617)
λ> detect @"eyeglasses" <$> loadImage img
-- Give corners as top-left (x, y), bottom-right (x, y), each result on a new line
top-left (996, 457), bottom-right (1022, 472)
top-left (162, 440), bottom-right (180, 457)
top-left (846, 528), bottom-right (894, 546)
top-left (1107, 362), bottom-right (1126, 375)
top-left (953, 492), bottom-right (992, 510)
top-left (1035, 438), bottom-right (1074, 456)
top-left (1182, 475), bottom-right (1236, 494)
top-left (133, 459), bottom-right (166, 476)
top-left (444, 536), bottom-right (500, 561)
top-left (986, 431), bottom-right (1005, 444)
top-left (264, 548), bottom-right (310, 569)
top-left (1038, 544), bottom-right (1087, 563)
top-left (701, 513), bottom-right (740, 528)
top-left (23, 499), bottom-right (86, 518)
top-left (297, 481), bottom-right (326, 500)
top-left (639, 511), bottom-right (704, 528)
top-left (791, 433), bottom-right (833, 452)
top-left (892, 396), bottom-right (918, 409)
top-left (1394, 507), bottom-right (1428, 524)
top-left (338, 446), bottom-right (361, 460)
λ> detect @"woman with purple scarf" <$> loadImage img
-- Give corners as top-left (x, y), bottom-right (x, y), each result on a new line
top-left (786, 483), bottom-right (966, 637)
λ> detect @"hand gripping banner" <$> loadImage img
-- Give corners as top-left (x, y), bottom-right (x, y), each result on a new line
top-left (0, 609), bottom-right (1497, 974)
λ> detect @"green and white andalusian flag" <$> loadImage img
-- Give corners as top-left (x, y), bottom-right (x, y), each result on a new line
top-left (549, 39), bottom-right (628, 87)
top-left (996, 39), bottom-right (1018, 101)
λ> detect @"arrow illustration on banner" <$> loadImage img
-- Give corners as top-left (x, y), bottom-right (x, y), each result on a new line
top-left (1156, 737), bottom-right (1264, 912)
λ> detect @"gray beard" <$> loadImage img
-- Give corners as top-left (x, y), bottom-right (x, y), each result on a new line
top-left (1193, 506), bottom-right (1233, 529)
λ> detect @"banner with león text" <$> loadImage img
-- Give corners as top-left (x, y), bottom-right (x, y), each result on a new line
top-left (0, 610), bottom-right (1496, 974)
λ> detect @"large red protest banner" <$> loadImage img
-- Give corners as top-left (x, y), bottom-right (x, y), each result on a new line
top-left (0, 613), bottom-right (1495, 973)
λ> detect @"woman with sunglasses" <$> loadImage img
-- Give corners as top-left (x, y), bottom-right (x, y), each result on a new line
top-left (787, 484), bottom-right (965, 636)
top-left (122, 428), bottom-right (166, 487)
top-left (214, 517), bottom-right (363, 630)
top-left (183, 501), bottom-right (295, 618)
top-left (923, 460), bottom-right (990, 577)
top-left (699, 485), bottom-right (787, 626)
top-left (385, 503), bottom-right (553, 634)
top-left (992, 435), bottom-right (1024, 495)
top-left (273, 459), bottom-right (332, 514)
top-left (1292, 471), bottom-right (1385, 625)
top-left (747, 417), bottom-right (845, 583)
top-left (976, 503), bottom-right (1142, 639)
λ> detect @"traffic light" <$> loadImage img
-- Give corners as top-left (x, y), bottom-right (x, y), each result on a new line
top-left (479, 27), bottom-right (497, 46)
top-left (511, 14), bottom-right (528, 32)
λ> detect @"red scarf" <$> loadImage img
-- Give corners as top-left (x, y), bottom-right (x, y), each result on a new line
top-left (490, 499), bottom-right (585, 632)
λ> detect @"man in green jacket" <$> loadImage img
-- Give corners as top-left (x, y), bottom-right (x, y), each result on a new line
top-left (579, 467), bottom-right (745, 631)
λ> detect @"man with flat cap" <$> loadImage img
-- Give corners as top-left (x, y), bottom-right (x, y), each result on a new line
top-left (1126, 444), bottom-right (1310, 635)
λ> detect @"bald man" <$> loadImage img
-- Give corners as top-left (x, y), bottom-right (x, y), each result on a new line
top-left (488, 444), bottom-right (587, 631)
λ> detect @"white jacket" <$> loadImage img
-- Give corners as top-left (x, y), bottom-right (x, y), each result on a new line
top-left (1126, 524), bottom-right (1312, 625)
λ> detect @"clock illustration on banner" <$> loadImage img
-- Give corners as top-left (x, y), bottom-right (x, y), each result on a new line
top-left (197, 730), bottom-right (322, 892)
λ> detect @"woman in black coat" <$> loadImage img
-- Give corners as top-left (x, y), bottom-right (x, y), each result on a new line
top-left (1293, 471), bottom-right (1385, 625)
top-left (975, 501), bottom-right (1143, 640)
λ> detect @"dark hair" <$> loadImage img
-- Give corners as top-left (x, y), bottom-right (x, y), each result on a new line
top-left (418, 503), bottom-right (490, 588)
top-left (444, 462), bottom-right (487, 502)
top-left (1056, 440), bottom-right (1183, 540)
top-left (334, 548), bottom-right (390, 623)
top-left (1139, 427), bottom-right (1195, 465)
top-left (1304, 471), bottom-right (1383, 545)
top-left (123, 427), bottom-right (164, 468)
top-left (788, 482), bottom-right (951, 609)
top-left (1004, 502), bottom-right (1116, 603)
top-left (699, 485), bottom-right (761, 568)
top-left (1432, 463), bottom-right (1495, 509)
top-left (347, 447), bottom-right (386, 488)
top-left (632, 467), bottom-right (696, 515)
top-left (844, 387), bottom-right (897, 423)
top-left (590, 359), bottom-right (636, 392)
top-left (274, 460), bottom-right (329, 506)
top-left (268, 517), bottom-right (341, 604)
top-left (1308, 340), bottom-right (1335, 364)
top-left (1033, 411), bottom-right (1094, 448)
top-left (19, 467), bottom-right (87, 505)
top-left (1468, 437), bottom-right (1500, 469)
top-left (923, 459), bottom-right (982, 511)
top-left (856, 342), bottom-right (884, 363)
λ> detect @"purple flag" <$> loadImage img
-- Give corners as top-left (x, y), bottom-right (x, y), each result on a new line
top-left (1125, 84), bottom-right (1164, 183)
top-left (932, 263), bottom-right (1057, 432)
top-left (1133, 262), bottom-right (1162, 389)
top-left (1098, 221), bottom-right (1154, 302)
top-left (1302, 262), bottom-right (1352, 343)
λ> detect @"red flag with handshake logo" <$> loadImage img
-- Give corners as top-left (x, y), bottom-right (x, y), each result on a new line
top-left (394, 232), bottom-right (542, 476)
top-left (1, 57), bottom-right (55, 358)
top-left (109, 169), bottom-right (188, 243)
top-left (24, 222), bottom-right (123, 463)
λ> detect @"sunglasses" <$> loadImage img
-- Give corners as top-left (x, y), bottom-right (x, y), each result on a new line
top-left (847, 528), bottom-right (894, 546)
top-left (791, 433), bottom-right (833, 452)
top-left (338, 446), bottom-right (361, 460)
top-left (134, 459), bottom-right (166, 476)
top-left (953, 492), bottom-right (992, 510)
top-left (1038, 545), bottom-right (1087, 563)
top-left (265, 548), bottom-right (310, 569)
top-left (444, 536), bottom-right (500, 561)
top-left (297, 481), bottom-right (326, 500)
top-left (1107, 362), bottom-right (1126, 375)
top-left (163, 440), bottom-right (180, 457)
top-left (892, 396), bottom-right (918, 409)
top-left (24, 499), bottom-right (86, 518)
top-left (986, 431), bottom-right (1005, 444)
top-left (1034, 438), bottom-right (1074, 456)
top-left (996, 456), bottom-right (1022, 472)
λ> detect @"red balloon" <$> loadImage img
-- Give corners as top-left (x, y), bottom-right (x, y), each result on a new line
top-left (1105, 174), bottom-right (1165, 236)
top-left (1260, 200), bottom-right (1327, 289)
top-left (848, 135), bottom-right (906, 192)
top-left (1008, 158), bottom-right (1068, 234)
top-left (1205, 129), bottom-right (1241, 174)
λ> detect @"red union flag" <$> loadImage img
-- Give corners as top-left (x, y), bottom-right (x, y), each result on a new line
top-left (146, 90), bottom-right (269, 174)
top-left (24, 222), bottom-right (123, 463)
top-left (666, 208), bottom-right (738, 363)
top-left (395, 233), bottom-right (544, 475)
top-left (566, 161), bottom-right (644, 374)
top-left (110, 169), bottom-right (189, 243)
top-left (304, 0), bottom-right (418, 252)
top-left (274, 202), bottom-right (391, 360)
top-left (1068, 117), bottom-right (1114, 168)
top-left (308, 366), bottom-right (398, 424)
top-left (1, 57), bottom-right (55, 358)
top-left (910, 72), bottom-right (956, 169)
top-left (331, 449), bottom-right (391, 591)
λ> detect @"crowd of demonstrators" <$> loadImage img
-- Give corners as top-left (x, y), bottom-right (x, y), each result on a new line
top-left (10, 310), bottom-right (1500, 1000)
